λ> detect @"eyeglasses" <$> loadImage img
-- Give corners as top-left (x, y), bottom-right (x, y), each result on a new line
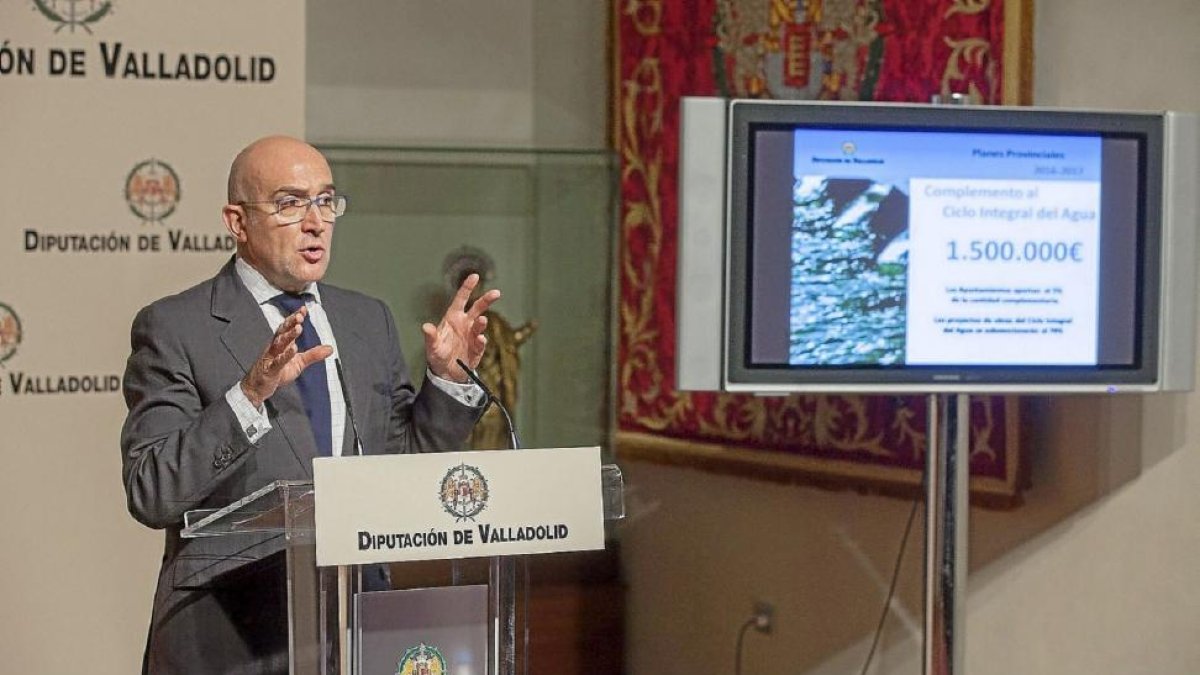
top-left (237, 194), bottom-right (348, 224)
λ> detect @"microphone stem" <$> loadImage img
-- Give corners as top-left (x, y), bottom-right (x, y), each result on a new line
top-left (334, 359), bottom-right (364, 456)
top-left (455, 358), bottom-right (521, 450)
top-left (499, 403), bottom-right (521, 451)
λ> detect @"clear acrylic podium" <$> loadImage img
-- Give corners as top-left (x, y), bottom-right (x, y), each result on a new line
top-left (181, 464), bottom-right (626, 675)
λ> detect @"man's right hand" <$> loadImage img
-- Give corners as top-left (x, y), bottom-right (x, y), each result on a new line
top-left (240, 305), bottom-right (333, 410)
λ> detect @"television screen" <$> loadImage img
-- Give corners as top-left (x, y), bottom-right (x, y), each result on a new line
top-left (708, 100), bottom-right (1198, 392)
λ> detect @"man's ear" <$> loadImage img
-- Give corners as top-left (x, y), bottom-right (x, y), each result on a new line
top-left (222, 204), bottom-right (248, 243)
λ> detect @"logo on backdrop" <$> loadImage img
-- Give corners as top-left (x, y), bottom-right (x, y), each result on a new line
top-left (32, 0), bottom-right (113, 34)
top-left (7, 3), bottom-right (276, 83)
top-left (439, 463), bottom-right (489, 522)
top-left (0, 302), bottom-right (22, 365)
top-left (125, 158), bottom-right (180, 224)
top-left (395, 643), bottom-right (447, 675)
top-left (22, 156), bottom-right (233, 254)
top-left (0, 306), bottom-right (120, 396)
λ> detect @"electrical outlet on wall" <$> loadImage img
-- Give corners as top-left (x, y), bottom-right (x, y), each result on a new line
top-left (753, 601), bottom-right (774, 634)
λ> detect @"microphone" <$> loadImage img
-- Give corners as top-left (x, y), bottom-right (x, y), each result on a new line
top-left (334, 358), bottom-right (364, 456)
top-left (455, 358), bottom-right (521, 450)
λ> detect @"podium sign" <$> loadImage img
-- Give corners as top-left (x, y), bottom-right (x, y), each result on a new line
top-left (313, 446), bottom-right (605, 566)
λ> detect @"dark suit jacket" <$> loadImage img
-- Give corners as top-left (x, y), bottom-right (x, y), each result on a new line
top-left (121, 258), bottom-right (480, 674)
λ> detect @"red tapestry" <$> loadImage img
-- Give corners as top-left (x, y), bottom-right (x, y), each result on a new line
top-left (615, 0), bottom-right (1031, 505)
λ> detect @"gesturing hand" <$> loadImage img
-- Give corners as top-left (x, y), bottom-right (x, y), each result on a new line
top-left (240, 305), bottom-right (333, 409)
top-left (423, 273), bottom-right (502, 383)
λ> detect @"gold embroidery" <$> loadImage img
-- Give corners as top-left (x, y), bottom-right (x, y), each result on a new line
top-left (942, 37), bottom-right (996, 103)
top-left (945, 0), bottom-right (991, 18)
top-left (623, 0), bottom-right (663, 36)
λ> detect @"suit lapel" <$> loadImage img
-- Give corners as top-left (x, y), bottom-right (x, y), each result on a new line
top-left (211, 258), bottom-right (318, 474)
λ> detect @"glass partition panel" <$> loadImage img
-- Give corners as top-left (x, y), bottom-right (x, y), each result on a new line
top-left (321, 146), bottom-right (616, 454)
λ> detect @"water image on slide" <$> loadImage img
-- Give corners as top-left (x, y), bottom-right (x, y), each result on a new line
top-left (789, 176), bottom-right (909, 365)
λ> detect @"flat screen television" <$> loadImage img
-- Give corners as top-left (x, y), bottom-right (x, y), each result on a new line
top-left (676, 98), bottom-right (1199, 393)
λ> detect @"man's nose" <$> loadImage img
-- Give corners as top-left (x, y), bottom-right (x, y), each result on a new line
top-left (300, 201), bottom-right (325, 232)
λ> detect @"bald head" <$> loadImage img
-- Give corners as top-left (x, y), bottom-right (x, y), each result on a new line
top-left (227, 135), bottom-right (330, 204)
top-left (221, 135), bottom-right (337, 292)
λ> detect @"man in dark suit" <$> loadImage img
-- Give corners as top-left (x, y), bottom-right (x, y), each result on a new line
top-left (121, 136), bottom-right (500, 673)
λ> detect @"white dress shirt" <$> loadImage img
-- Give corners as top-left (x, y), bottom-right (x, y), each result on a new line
top-left (224, 257), bottom-right (483, 455)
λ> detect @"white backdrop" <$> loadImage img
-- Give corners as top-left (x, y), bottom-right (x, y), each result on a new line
top-left (0, 2), bottom-right (303, 671)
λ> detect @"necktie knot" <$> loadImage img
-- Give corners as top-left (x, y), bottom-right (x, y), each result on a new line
top-left (270, 292), bottom-right (311, 315)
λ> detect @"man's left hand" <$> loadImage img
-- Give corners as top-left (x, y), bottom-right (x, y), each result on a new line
top-left (423, 273), bottom-right (502, 382)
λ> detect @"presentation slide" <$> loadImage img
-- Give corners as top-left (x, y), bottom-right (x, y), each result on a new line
top-left (787, 129), bottom-right (1102, 366)
top-left (906, 178), bottom-right (1099, 364)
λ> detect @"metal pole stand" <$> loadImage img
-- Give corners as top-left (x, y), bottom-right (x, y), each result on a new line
top-left (923, 394), bottom-right (969, 674)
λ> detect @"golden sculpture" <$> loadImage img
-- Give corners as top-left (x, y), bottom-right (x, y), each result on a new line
top-left (440, 246), bottom-right (537, 450)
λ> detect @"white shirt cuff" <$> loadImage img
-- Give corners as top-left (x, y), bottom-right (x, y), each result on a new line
top-left (225, 383), bottom-right (272, 443)
top-left (426, 369), bottom-right (487, 407)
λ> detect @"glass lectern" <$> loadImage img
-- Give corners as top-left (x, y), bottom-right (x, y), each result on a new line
top-left (181, 465), bottom-right (625, 675)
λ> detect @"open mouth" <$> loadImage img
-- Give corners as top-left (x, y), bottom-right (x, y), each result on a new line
top-left (300, 246), bottom-right (325, 264)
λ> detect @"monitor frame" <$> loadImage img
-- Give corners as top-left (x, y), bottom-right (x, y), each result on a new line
top-left (697, 99), bottom-right (1199, 394)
